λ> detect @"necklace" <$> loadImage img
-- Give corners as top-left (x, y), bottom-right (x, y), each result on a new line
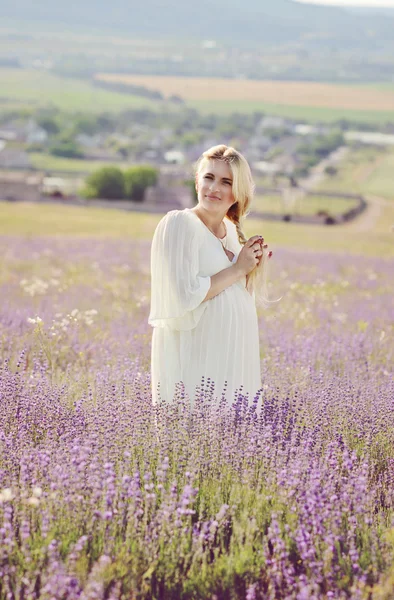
top-left (189, 209), bottom-right (228, 252)
top-left (219, 222), bottom-right (227, 250)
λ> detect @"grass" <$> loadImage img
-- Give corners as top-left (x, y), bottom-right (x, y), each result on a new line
top-left (29, 152), bottom-right (131, 174)
top-left (318, 147), bottom-right (394, 235)
top-left (1, 147), bottom-right (394, 258)
top-left (1, 199), bottom-right (393, 259)
top-left (95, 73), bottom-right (394, 124)
top-left (2, 68), bottom-right (394, 124)
top-left (189, 99), bottom-right (394, 124)
top-left (253, 194), bottom-right (359, 216)
top-left (0, 202), bottom-right (156, 238)
top-left (318, 147), bottom-right (394, 200)
top-left (0, 68), bottom-right (160, 113)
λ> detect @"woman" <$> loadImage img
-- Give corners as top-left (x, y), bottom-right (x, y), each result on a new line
top-left (148, 144), bottom-right (273, 407)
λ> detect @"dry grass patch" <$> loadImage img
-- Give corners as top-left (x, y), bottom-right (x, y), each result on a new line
top-left (95, 73), bottom-right (394, 111)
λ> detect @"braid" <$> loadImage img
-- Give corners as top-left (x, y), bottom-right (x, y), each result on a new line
top-left (234, 218), bottom-right (247, 246)
top-left (227, 201), bottom-right (247, 245)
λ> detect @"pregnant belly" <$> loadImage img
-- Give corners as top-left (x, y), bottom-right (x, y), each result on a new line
top-left (199, 282), bottom-right (257, 336)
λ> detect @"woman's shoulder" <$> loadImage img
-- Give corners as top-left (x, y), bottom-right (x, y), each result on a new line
top-left (155, 209), bottom-right (200, 236)
top-left (164, 208), bottom-right (202, 225)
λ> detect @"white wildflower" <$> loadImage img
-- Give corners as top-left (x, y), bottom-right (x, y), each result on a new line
top-left (27, 316), bottom-right (43, 325)
top-left (0, 488), bottom-right (14, 503)
top-left (27, 497), bottom-right (40, 507)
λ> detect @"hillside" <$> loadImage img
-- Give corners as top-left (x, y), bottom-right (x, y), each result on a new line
top-left (2, 0), bottom-right (394, 46)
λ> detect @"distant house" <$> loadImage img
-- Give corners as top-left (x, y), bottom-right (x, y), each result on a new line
top-left (164, 150), bottom-right (186, 165)
top-left (258, 116), bottom-right (286, 132)
top-left (293, 124), bottom-right (320, 136)
top-left (143, 149), bottom-right (160, 161)
top-left (41, 177), bottom-right (76, 196)
top-left (25, 119), bottom-right (48, 144)
top-left (344, 131), bottom-right (394, 146)
top-left (75, 134), bottom-right (103, 149)
top-left (293, 123), bottom-right (330, 136)
top-left (0, 172), bottom-right (42, 202)
top-left (274, 153), bottom-right (300, 174)
top-left (252, 161), bottom-right (281, 175)
top-left (0, 123), bottom-right (26, 142)
top-left (109, 133), bottom-right (132, 146)
top-left (0, 149), bottom-right (32, 169)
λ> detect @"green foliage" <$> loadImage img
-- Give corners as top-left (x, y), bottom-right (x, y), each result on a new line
top-left (72, 116), bottom-right (100, 136)
top-left (124, 165), bottom-right (159, 202)
top-left (48, 140), bottom-right (84, 159)
top-left (83, 167), bottom-right (126, 200)
top-left (325, 165), bottom-right (338, 176)
top-left (180, 132), bottom-right (204, 148)
top-left (37, 117), bottom-right (60, 135)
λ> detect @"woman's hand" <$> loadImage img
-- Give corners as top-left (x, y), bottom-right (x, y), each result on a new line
top-left (236, 236), bottom-right (265, 276)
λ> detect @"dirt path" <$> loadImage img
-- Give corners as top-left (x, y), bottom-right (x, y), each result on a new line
top-left (299, 146), bottom-right (349, 192)
top-left (345, 194), bottom-right (389, 232)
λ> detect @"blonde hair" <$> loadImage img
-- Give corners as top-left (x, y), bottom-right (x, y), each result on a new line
top-left (194, 144), bottom-right (279, 309)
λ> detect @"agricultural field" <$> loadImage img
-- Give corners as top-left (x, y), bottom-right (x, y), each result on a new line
top-left (2, 68), bottom-right (394, 123)
top-left (0, 68), bottom-right (158, 113)
top-left (94, 73), bottom-right (394, 123)
top-left (1, 219), bottom-right (393, 597)
top-left (253, 194), bottom-right (360, 218)
top-left (29, 152), bottom-right (131, 175)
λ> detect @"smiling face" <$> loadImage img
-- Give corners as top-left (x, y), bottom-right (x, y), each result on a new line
top-left (195, 159), bottom-right (236, 215)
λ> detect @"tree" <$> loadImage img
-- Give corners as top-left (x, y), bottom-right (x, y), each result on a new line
top-left (72, 116), bottom-right (99, 136)
top-left (37, 117), bottom-right (60, 135)
top-left (124, 165), bottom-right (159, 202)
top-left (49, 141), bottom-right (84, 159)
top-left (83, 167), bottom-right (126, 200)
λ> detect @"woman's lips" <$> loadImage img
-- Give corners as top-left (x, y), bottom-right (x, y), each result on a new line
top-left (207, 195), bottom-right (220, 200)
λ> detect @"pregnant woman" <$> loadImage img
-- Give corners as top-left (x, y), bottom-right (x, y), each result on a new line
top-left (149, 144), bottom-right (273, 407)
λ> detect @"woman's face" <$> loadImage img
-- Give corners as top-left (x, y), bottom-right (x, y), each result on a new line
top-left (196, 159), bottom-right (236, 214)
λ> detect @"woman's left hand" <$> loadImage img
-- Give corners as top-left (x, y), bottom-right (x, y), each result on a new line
top-left (257, 239), bottom-right (273, 264)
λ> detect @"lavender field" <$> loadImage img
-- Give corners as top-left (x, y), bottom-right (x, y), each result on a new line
top-left (1, 233), bottom-right (393, 599)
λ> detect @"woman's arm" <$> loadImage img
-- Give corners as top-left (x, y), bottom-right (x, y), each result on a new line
top-left (202, 264), bottom-right (244, 302)
top-left (202, 234), bottom-right (264, 302)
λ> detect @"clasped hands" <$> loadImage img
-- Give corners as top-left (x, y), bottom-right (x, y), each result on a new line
top-left (236, 235), bottom-right (272, 276)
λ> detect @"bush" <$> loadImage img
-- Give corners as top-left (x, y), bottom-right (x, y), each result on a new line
top-left (49, 141), bottom-right (84, 159)
top-left (124, 165), bottom-right (159, 202)
top-left (325, 165), bottom-right (338, 176)
top-left (37, 117), bottom-right (60, 135)
top-left (83, 167), bottom-right (126, 200)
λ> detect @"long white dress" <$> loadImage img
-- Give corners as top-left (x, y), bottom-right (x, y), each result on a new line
top-left (148, 208), bottom-right (262, 406)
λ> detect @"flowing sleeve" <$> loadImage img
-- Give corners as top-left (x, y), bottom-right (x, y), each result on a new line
top-left (148, 210), bottom-right (212, 331)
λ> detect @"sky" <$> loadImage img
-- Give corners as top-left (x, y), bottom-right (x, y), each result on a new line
top-left (296, 0), bottom-right (394, 6)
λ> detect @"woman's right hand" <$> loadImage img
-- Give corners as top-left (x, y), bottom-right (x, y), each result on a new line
top-left (235, 236), bottom-right (264, 276)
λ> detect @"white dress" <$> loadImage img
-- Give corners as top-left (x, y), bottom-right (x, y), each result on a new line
top-left (148, 208), bottom-right (262, 406)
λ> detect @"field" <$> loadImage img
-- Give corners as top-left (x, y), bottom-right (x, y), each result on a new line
top-left (2, 68), bottom-right (394, 123)
top-left (0, 68), bottom-right (157, 113)
top-left (253, 194), bottom-right (360, 218)
top-left (29, 152), bottom-right (131, 174)
top-left (1, 228), bottom-right (393, 599)
top-left (95, 73), bottom-right (394, 123)
top-left (317, 147), bottom-right (394, 236)
top-left (1, 147), bottom-right (393, 598)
